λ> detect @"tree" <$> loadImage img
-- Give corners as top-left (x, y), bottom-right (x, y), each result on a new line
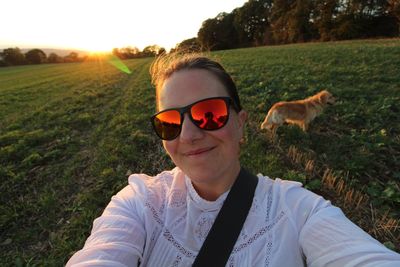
top-left (175, 37), bottom-right (201, 52)
top-left (312, 0), bottom-right (339, 41)
top-left (270, 0), bottom-right (293, 43)
top-left (25, 49), bottom-right (47, 64)
top-left (118, 46), bottom-right (140, 59)
top-left (48, 53), bottom-right (63, 63)
top-left (198, 12), bottom-right (238, 50)
top-left (1, 47), bottom-right (26, 65)
top-left (193, 0), bottom-right (399, 50)
top-left (233, 0), bottom-right (273, 46)
top-left (387, 0), bottom-right (400, 35)
top-left (64, 52), bottom-right (79, 63)
top-left (198, 18), bottom-right (219, 50)
top-left (287, 0), bottom-right (314, 42)
top-left (112, 48), bottom-right (122, 59)
top-left (331, 0), bottom-right (397, 39)
top-left (233, 7), bottom-right (253, 47)
top-left (142, 45), bottom-right (163, 57)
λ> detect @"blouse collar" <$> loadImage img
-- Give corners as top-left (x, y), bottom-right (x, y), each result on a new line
top-left (184, 174), bottom-right (229, 212)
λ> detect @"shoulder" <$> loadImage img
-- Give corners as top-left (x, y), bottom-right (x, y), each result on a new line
top-left (257, 174), bottom-right (327, 206)
top-left (100, 167), bottom-right (185, 223)
top-left (126, 167), bottom-right (185, 204)
top-left (256, 174), bottom-right (332, 229)
top-left (128, 167), bottom-right (179, 189)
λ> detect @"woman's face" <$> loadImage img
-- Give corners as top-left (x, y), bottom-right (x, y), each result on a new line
top-left (158, 69), bottom-right (247, 186)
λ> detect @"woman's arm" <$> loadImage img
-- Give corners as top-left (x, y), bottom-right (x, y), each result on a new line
top-left (66, 185), bottom-right (146, 267)
top-left (277, 179), bottom-right (400, 266)
top-left (299, 197), bottom-right (400, 267)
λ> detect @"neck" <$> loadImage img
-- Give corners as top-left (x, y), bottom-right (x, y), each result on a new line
top-left (190, 162), bottom-right (241, 201)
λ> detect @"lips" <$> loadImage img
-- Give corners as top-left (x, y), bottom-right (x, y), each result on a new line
top-left (184, 146), bottom-right (216, 156)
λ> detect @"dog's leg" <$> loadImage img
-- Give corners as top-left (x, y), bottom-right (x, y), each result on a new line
top-left (271, 125), bottom-right (278, 141)
top-left (301, 123), bottom-right (307, 132)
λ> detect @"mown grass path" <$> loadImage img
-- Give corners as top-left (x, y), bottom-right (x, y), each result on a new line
top-left (1, 39), bottom-right (399, 265)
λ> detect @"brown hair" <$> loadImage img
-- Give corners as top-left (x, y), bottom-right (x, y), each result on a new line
top-left (150, 53), bottom-right (242, 111)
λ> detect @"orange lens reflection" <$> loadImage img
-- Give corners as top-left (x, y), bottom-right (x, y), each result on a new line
top-left (154, 110), bottom-right (181, 140)
top-left (191, 99), bottom-right (228, 130)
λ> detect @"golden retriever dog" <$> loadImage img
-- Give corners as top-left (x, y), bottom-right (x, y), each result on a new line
top-left (260, 90), bottom-right (335, 135)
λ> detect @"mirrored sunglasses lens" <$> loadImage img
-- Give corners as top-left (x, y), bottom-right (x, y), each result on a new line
top-left (153, 110), bottom-right (181, 140)
top-left (191, 99), bottom-right (228, 130)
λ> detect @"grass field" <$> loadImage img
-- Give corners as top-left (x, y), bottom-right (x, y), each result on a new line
top-left (1, 39), bottom-right (399, 265)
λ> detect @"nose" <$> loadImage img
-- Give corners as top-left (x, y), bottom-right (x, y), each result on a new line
top-left (179, 113), bottom-right (205, 143)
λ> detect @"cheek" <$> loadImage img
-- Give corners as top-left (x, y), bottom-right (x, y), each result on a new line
top-left (226, 115), bottom-right (244, 141)
top-left (213, 122), bottom-right (242, 147)
top-left (163, 140), bottom-right (177, 158)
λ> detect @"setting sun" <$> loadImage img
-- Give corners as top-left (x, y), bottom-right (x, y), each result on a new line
top-left (80, 41), bottom-right (116, 54)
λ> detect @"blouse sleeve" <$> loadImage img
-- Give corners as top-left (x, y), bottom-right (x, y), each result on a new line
top-left (66, 183), bottom-right (146, 267)
top-left (292, 188), bottom-right (400, 266)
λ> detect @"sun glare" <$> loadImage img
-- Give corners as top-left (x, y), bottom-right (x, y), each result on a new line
top-left (83, 43), bottom-right (114, 54)
top-left (74, 35), bottom-right (118, 54)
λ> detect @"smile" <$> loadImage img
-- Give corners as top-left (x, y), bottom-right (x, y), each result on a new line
top-left (184, 146), bottom-right (216, 157)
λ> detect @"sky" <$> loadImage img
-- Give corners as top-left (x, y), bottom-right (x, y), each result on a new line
top-left (0, 0), bottom-right (247, 52)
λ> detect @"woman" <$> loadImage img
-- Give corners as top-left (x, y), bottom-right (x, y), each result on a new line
top-left (67, 54), bottom-right (400, 266)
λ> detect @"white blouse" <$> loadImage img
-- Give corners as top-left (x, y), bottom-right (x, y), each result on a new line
top-left (67, 167), bottom-right (400, 267)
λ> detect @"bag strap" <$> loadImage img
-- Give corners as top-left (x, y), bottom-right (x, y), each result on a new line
top-left (192, 167), bottom-right (258, 267)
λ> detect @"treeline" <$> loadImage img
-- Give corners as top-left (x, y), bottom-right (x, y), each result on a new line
top-left (0, 45), bottom-right (167, 67)
top-left (0, 48), bottom-right (86, 67)
top-left (111, 45), bottom-right (166, 59)
top-left (2, 0), bottom-right (399, 67)
top-left (195, 0), bottom-right (400, 50)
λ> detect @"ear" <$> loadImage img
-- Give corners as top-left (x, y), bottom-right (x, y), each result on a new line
top-left (237, 110), bottom-right (247, 129)
top-left (319, 93), bottom-right (327, 104)
top-left (237, 110), bottom-right (248, 139)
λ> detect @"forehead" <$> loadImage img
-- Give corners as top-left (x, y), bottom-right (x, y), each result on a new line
top-left (159, 69), bottom-right (229, 110)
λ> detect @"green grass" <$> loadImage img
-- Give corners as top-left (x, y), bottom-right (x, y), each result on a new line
top-left (216, 39), bottom-right (400, 205)
top-left (1, 39), bottom-right (399, 265)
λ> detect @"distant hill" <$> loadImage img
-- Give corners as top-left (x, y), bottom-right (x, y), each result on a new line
top-left (20, 48), bottom-right (90, 57)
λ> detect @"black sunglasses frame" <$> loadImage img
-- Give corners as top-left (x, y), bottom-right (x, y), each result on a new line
top-left (151, 96), bottom-right (235, 141)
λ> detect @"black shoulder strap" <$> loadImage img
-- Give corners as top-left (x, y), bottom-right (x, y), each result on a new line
top-left (192, 167), bottom-right (258, 267)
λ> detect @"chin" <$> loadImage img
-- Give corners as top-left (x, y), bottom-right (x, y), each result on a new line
top-left (181, 164), bottom-right (218, 182)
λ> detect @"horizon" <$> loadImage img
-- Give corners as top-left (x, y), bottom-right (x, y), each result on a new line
top-left (0, 0), bottom-right (247, 53)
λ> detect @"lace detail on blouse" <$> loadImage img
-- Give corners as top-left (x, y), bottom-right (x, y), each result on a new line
top-left (170, 213), bottom-right (186, 229)
top-left (146, 178), bottom-right (167, 216)
top-left (265, 183), bottom-right (274, 267)
top-left (145, 201), bottom-right (164, 226)
top-left (142, 227), bottom-right (159, 263)
top-left (144, 175), bottom-right (197, 261)
top-left (228, 256), bottom-right (235, 267)
top-left (265, 185), bottom-right (273, 223)
top-left (194, 213), bottom-right (214, 242)
top-left (232, 211), bottom-right (285, 254)
top-left (250, 197), bottom-right (260, 214)
top-left (171, 255), bottom-right (182, 267)
top-left (169, 189), bottom-right (186, 208)
top-left (163, 229), bottom-right (196, 259)
top-left (144, 171), bottom-right (283, 265)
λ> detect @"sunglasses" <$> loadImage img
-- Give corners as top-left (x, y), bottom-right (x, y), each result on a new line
top-left (151, 97), bottom-right (236, 140)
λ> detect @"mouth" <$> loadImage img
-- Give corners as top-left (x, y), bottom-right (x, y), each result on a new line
top-left (326, 98), bottom-right (336, 105)
top-left (184, 146), bottom-right (216, 157)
